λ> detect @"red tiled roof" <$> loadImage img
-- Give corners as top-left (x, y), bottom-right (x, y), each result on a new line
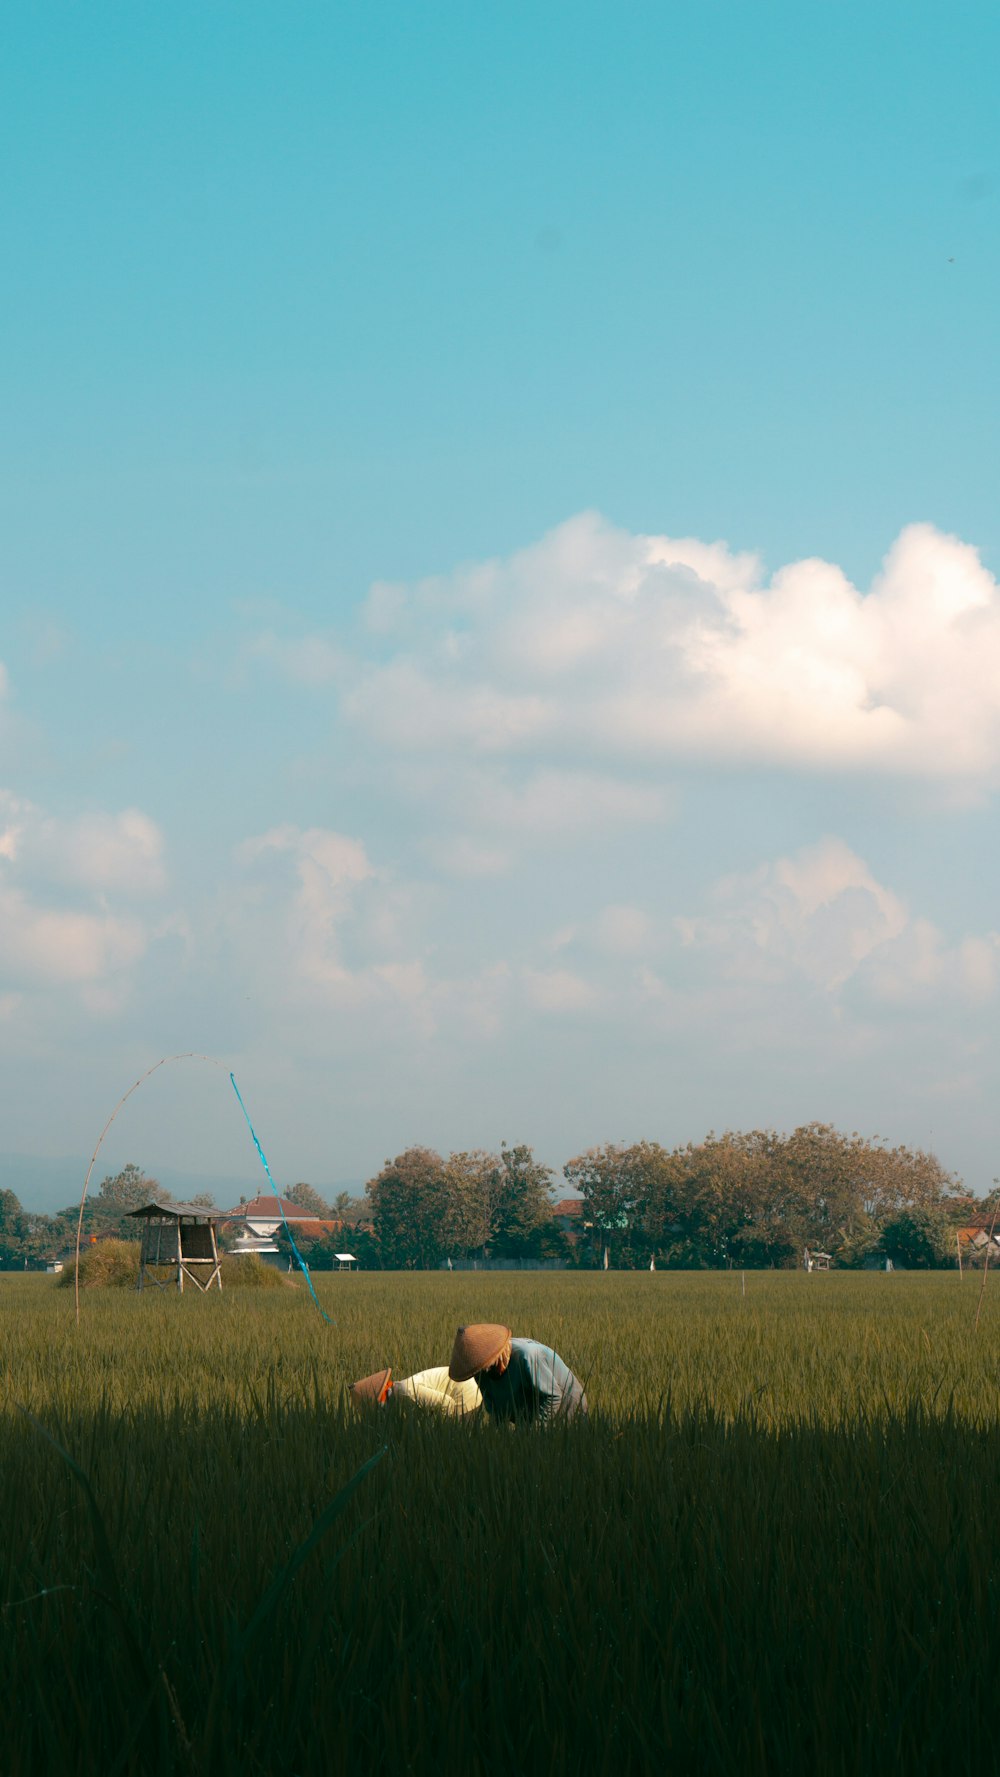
top-left (961, 1208), bottom-right (1000, 1232)
top-left (551, 1198), bottom-right (585, 1217)
top-left (224, 1195), bottom-right (343, 1238)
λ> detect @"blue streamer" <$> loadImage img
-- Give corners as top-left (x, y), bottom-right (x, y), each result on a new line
top-left (230, 1072), bottom-right (334, 1325)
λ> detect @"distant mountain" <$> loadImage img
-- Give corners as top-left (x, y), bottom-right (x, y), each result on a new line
top-left (0, 1154), bottom-right (365, 1216)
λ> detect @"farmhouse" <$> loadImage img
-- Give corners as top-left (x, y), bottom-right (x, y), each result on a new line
top-left (956, 1209), bottom-right (1000, 1263)
top-left (551, 1198), bottom-right (590, 1241)
top-left (223, 1194), bottom-right (343, 1259)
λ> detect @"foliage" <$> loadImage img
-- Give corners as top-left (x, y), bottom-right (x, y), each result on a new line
top-left (878, 1206), bottom-right (957, 1270)
top-left (442, 1148), bottom-right (497, 1254)
top-left (285, 1182), bottom-right (331, 1218)
top-left (566, 1125), bottom-right (963, 1269)
top-left (331, 1190), bottom-right (364, 1224)
top-left (0, 1187), bottom-right (29, 1266)
top-left (366, 1148), bottom-right (450, 1268)
top-left (0, 1129), bottom-right (974, 1274)
top-left (91, 1164), bottom-right (169, 1239)
top-left (440, 1143), bottom-right (554, 1259)
top-left (97, 1162), bottom-right (166, 1212)
top-left (308, 1228), bottom-right (381, 1271)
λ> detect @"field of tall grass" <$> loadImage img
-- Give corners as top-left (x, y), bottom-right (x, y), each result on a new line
top-left (2, 1268), bottom-right (999, 1774)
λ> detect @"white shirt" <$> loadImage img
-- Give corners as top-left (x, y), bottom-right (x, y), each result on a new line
top-left (393, 1365), bottom-right (482, 1414)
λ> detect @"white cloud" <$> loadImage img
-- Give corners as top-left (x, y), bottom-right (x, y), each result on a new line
top-left (0, 794), bottom-right (166, 896)
top-left (679, 839), bottom-right (907, 989)
top-left (232, 824), bottom-right (531, 1045)
top-left (424, 764), bottom-right (667, 842)
top-left (339, 512), bottom-right (1000, 787)
top-left (521, 966), bottom-right (597, 1013)
top-left (0, 791), bottom-right (166, 994)
top-left (242, 824), bottom-right (373, 894)
top-left (239, 825), bottom-right (376, 992)
top-left (465, 768), bottom-right (666, 835)
top-left (679, 837), bottom-right (999, 1005)
top-left (0, 887), bottom-right (146, 985)
top-left (47, 809), bottom-right (165, 896)
top-left (406, 761), bottom-right (669, 877)
top-left (0, 791), bottom-right (28, 861)
top-left (553, 904), bottom-right (653, 958)
top-left (426, 837), bottom-right (512, 879)
top-left (246, 631), bottom-right (345, 688)
top-left (350, 660), bottom-right (549, 754)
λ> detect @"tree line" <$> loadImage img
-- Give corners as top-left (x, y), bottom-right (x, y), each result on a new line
top-left (351, 1125), bottom-right (975, 1271)
top-left (0, 1125), bottom-right (983, 1270)
top-left (0, 1166), bottom-right (361, 1269)
top-left (562, 1125), bottom-right (974, 1271)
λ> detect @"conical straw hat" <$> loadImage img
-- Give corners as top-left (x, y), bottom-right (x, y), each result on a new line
top-left (349, 1366), bottom-right (392, 1405)
top-left (449, 1323), bottom-right (511, 1382)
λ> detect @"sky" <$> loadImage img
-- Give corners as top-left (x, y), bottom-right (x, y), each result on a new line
top-left (2, 2), bottom-right (1000, 1208)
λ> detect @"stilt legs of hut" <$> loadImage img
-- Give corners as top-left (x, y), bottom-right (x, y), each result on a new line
top-left (134, 1211), bottom-right (222, 1293)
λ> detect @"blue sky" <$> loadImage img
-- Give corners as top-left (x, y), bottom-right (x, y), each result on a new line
top-left (2, 3), bottom-right (999, 1207)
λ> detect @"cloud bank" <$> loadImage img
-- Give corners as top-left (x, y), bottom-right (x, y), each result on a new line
top-left (334, 514), bottom-right (1000, 786)
top-left (5, 512), bottom-right (998, 1187)
top-left (0, 792), bottom-right (166, 999)
top-left (678, 837), bottom-right (1000, 1005)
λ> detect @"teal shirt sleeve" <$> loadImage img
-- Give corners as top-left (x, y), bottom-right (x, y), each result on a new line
top-left (516, 1340), bottom-right (587, 1421)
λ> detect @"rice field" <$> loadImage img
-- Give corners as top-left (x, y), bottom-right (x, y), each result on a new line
top-left (2, 1268), bottom-right (999, 1775)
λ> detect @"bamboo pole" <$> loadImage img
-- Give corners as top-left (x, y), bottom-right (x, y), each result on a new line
top-left (74, 1054), bottom-right (224, 1325)
top-left (974, 1206), bottom-right (999, 1333)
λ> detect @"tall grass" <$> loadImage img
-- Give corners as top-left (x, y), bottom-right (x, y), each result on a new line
top-left (1, 1270), bottom-right (997, 1774)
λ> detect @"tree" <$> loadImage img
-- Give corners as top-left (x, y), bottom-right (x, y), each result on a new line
top-left (440, 1145), bottom-right (554, 1260)
top-left (491, 1143), bottom-right (554, 1257)
top-left (97, 1164), bottom-right (164, 1213)
top-left (285, 1182), bottom-right (331, 1218)
top-left (564, 1143), bottom-right (656, 1265)
top-left (647, 1131), bottom-right (804, 1270)
top-left (365, 1148), bottom-right (450, 1268)
top-left (308, 1226), bottom-right (381, 1270)
top-left (443, 1150), bottom-right (502, 1256)
top-left (879, 1206), bottom-right (955, 1269)
top-left (847, 1136), bottom-right (959, 1222)
top-left (778, 1125), bottom-right (961, 1263)
top-left (93, 1165), bottom-right (166, 1237)
top-left (0, 1189), bottom-right (28, 1267)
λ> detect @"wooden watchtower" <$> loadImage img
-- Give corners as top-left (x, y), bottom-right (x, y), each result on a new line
top-left (126, 1199), bottom-right (224, 1294)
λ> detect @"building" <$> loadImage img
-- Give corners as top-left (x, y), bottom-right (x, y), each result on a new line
top-left (223, 1194), bottom-right (343, 1260)
top-left (957, 1208), bottom-right (1000, 1263)
top-left (551, 1198), bottom-right (590, 1240)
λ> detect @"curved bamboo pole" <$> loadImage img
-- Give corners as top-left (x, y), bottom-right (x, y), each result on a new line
top-left (74, 1054), bottom-right (225, 1325)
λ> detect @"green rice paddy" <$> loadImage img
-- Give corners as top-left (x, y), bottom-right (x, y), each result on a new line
top-left (2, 1269), bottom-right (998, 1775)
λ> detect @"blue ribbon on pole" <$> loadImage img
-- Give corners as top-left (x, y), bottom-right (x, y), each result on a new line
top-left (230, 1072), bottom-right (334, 1325)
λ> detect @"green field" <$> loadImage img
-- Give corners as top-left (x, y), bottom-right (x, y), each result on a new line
top-left (2, 1269), bottom-right (999, 1775)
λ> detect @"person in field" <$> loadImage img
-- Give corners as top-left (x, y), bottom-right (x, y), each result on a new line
top-left (349, 1364), bottom-right (482, 1415)
top-left (448, 1323), bottom-right (587, 1424)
